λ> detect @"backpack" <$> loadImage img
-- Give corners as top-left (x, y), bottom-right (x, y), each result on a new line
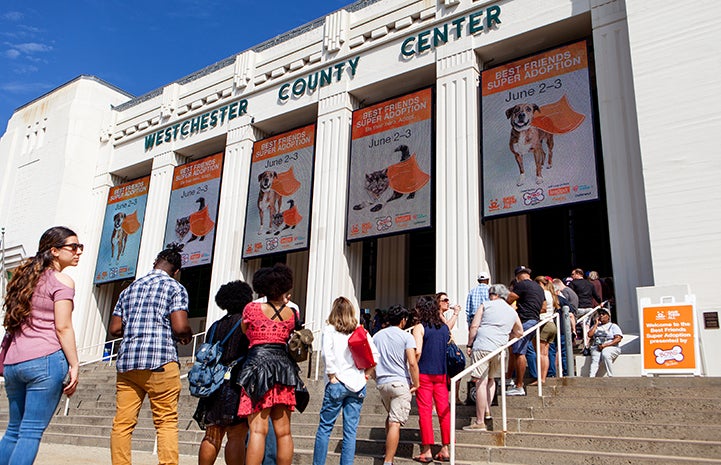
top-left (188, 318), bottom-right (243, 398)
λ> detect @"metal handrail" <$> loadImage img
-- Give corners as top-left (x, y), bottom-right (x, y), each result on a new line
top-left (576, 301), bottom-right (610, 350)
top-left (65, 330), bottom-right (207, 414)
top-left (449, 312), bottom-right (562, 464)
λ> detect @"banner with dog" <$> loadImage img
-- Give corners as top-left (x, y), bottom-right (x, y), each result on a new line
top-left (94, 176), bottom-right (150, 284)
top-left (346, 87), bottom-right (433, 241)
top-left (163, 152), bottom-right (224, 268)
top-left (242, 124), bottom-right (315, 259)
top-left (481, 41), bottom-right (599, 219)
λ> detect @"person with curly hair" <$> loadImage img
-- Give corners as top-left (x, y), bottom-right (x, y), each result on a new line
top-left (235, 264), bottom-right (308, 465)
top-left (109, 244), bottom-right (192, 465)
top-left (0, 226), bottom-right (81, 465)
top-left (312, 296), bottom-right (379, 465)
top-left (412, 295), bottom-right (452, 462)
top-left (195, 280), bottom-right (254, 465)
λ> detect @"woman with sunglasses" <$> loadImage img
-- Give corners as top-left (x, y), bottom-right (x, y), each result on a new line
top-left (435, 292), bottom-right (463, 404)
top-left (0, 226), bottom-right (81, 465)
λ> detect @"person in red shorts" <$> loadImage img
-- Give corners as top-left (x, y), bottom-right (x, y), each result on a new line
top-left (235, 264), bottom-right (308, 465)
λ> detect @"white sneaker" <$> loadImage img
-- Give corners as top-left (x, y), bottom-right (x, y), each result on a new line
top-left (506, 386), bottom-right (526, 396)
top-left (504, 379), bottom-right (515, 387)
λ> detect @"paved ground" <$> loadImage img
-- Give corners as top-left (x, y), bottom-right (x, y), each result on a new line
top-left (34, 442), bottom-right (224, 465)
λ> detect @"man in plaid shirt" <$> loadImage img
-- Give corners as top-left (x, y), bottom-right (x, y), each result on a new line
top-left (466, 272), bottom-right (491, 329)
top-left (109, 245), bottom-right (192, 465)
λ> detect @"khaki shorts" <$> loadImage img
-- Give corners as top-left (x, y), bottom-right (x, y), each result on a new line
top-left (470, 349), bottom-right (503, 379)
top-left (539, 320), bottom-right (558, 343)
top-left (377, 382), bottom-right (412, 425)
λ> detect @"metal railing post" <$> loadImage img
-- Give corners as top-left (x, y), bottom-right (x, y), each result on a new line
top-left (501, 348), bottom-right (508, 432)
top-left (562, 305), bottom-right (575, 376)
top-left (536, 326), bottom-right (542, 397)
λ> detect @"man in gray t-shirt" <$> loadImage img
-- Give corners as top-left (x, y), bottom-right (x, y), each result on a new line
top-left (372, 305), bottom-right (419, 465)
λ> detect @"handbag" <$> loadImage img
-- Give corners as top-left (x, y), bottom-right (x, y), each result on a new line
top-left (446, 336), bottom-right (466, 378)
top-left (287, 308), bottom-right (314, 363)
top-left (0, 332), bottom-right (12, 377)
top-left (348, 325), bottom-right (376, 370)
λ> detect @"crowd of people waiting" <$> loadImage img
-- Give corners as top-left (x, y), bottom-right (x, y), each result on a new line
top-left (0, 225), bottom-right (623, 465)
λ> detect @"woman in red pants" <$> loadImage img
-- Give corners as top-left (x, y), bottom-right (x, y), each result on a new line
top-left (411, 296), bottom-right (451, 462)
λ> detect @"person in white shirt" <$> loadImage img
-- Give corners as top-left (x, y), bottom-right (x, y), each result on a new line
top-left (587, 308), bottom-right (623, 377)
top-left (312, 297), bottom-right (379, 465)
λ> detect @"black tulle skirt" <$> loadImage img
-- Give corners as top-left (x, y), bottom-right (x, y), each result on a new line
top-left (235, 343), bottom-right (309, 413)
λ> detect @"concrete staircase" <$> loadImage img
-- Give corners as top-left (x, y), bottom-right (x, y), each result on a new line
top-left (1, 359), bottom-right (720, 464)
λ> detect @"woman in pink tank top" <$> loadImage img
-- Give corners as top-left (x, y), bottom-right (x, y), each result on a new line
top-left (0, 226), bottom-right (81, 465)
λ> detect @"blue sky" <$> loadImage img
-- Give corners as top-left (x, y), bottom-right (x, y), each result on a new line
top-left (0, 1), bottom-right (348, 133)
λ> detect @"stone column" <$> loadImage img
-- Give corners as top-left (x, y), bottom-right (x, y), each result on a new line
top-left (136, 151), bottom-right (186, 273)
top-left (204, 115), bottom-right (256, 328)
top-left (304, 90), bottom-right (362, 334)
top-left (435, 47), bottom-right (488, 343)
top-left (592, 0), bottom-right (653, 334)
top-left (74, 174), bottom-right (115, 359)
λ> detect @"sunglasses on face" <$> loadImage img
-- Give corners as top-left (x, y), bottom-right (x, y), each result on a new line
top-left (440, 298), bottom-right (450, 303)
top-left (56, 243), bottom-right (84, 252)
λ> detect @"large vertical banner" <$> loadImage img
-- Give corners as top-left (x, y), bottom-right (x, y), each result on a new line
top-left (94, 177), bottom-right (150, 284)
top-left (242, 125), bottom-right (315, 259)
top-left (163, 152), bottom-right (223, 268)
top-left (481, 41), bottom-right (598, 218)
top-left (347, 88), bottom-right (433, 241)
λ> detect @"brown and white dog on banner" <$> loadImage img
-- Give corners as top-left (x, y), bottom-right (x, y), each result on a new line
top-left (257, 170), bottom-right (282, 235)
top-left (506, 103), bottom-right (554, 186)
top-left (110, 212), bottom-right (128, 260)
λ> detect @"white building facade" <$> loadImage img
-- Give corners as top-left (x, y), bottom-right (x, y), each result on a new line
top-left (0, 0), bottom-right (719, 374)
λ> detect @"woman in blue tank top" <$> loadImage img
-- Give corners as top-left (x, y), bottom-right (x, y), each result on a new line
top-left (412, 296), bottom-right (451, 462)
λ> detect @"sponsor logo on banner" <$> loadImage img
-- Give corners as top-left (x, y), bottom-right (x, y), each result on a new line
top-left (481, 41), bottom-right (599, 218)
top-left (163, 153), bottom-right (224, 268)
top-left (242, 125), bottom-right (315, 259)
top-left (347, 88), bottom-right (433, 241)
top-left (94, 176), bottom-right (150, 284)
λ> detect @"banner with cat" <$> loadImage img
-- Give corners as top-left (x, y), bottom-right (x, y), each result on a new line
top-left (481, 40), bottom-right (599, 219)
top-left (163, 152), bottom-right (224, 268)
top-left (242, 124), bottom-right (316, 259)
top-left (346, 87), bottom-right (433, 241)
top-left (94, 176), bottom-right (150, 284)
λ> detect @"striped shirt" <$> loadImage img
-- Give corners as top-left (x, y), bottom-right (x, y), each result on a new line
top-left (112, 269), bottom-right (189, 373)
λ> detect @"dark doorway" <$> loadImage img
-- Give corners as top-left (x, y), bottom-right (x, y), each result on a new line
top-left (526, 200), bottom-right (612, 279)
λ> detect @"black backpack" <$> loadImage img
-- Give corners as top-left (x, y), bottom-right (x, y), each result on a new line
top-left (188, 318), bottom-right (243, 398)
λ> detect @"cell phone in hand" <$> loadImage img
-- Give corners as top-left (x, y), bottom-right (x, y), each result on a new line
top-left (62, 371), bottom-right (71, 387)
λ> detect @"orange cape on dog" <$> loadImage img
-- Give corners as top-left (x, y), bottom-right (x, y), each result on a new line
top-left (121, 211), bottom-right (141, 235)
top-left (271, 167), bottom-right (301, 197)
top-left (531, 95), bottom-right (585, 134)
top-left (189, 206), bottom-right (215, 237)
top-left (387, 154), bottom-right (430, 194)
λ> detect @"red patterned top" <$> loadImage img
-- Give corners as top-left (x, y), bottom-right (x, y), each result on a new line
top-left (242, 302), bottom-right (295, 348)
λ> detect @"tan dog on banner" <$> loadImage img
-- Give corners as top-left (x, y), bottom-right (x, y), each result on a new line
top-left (257, 170), bottom-right (282, 235)
top-left (506, 103), bottom-right (554, 186)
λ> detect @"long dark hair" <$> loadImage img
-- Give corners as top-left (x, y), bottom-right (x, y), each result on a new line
top-left (3, 226), bottom-right (77, 333)
top-left (415, 295), bottom-right (443, 329)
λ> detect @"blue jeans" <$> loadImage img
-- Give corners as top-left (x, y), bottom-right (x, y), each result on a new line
top-left (312, 381), bottom-right (366, 465)
top-left (0, 350), bottom-right (68, 465)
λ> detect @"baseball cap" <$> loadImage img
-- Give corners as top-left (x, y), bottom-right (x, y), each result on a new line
top-left (477, 271), bottom-right (490, 281)
top-left (514, 265), bottom-right (532, 276)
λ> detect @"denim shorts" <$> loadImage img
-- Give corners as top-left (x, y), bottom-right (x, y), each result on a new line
top-left (511, 320), bottom-right (538, 355)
